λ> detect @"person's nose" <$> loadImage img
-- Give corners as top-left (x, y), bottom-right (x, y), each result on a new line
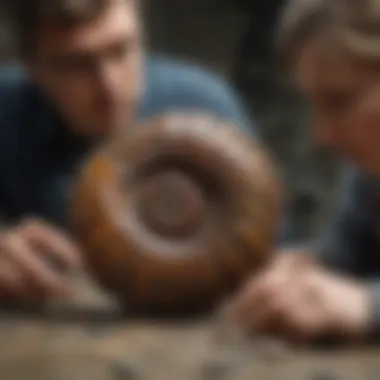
top-left (95, 60), bottom-right (121, 100)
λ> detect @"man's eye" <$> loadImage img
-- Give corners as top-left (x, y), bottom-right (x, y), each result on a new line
top-left (52, 55), bottom-right (92, 73)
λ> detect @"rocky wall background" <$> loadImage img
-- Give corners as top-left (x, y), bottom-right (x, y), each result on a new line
top-left (0, 1), bottom-right (342, 243)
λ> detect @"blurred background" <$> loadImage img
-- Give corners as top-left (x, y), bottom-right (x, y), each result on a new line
top-left (0, 0), bottom-right (341, 244)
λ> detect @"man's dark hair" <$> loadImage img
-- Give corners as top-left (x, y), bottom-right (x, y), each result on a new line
top-left (6, 0), bottom-right (112, 57)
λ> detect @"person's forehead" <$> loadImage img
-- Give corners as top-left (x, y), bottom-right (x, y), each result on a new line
top-left (35, 0), bottom-right (138, 57)
top-left (292, 37), bottom-right (368, 91)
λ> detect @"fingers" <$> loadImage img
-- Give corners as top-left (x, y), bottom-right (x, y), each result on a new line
top-left (231, 286), bottom-right (322, 343)
top-left (0, 255), bottom-right (24, 298)
top-left (231, 274), bottom-right (296, 337)
top-left (226, 253), bottom-right (328, 343)
top-left (0, 231), bottom-right (71, 298)
top-left (0, 218), bottom-right (82, 302)
top-left (229, 257), bottom-right (295, 326)
top-left (20, 219), bottom-right (82, 272)
top-left (267, 289), bottom-right (322, 343)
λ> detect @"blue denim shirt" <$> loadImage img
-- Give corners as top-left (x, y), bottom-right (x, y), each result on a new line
top-left (0, 56), bottom-right (254, 227)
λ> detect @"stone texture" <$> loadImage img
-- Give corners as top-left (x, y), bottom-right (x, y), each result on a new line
top-left (0, 275), bottom-right (378, 380)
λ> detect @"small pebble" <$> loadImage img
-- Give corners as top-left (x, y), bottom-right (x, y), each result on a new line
top-left (201, 359), bottom-right (232, 380)
top-left (309, 370), bottom-right (339, 380)
top-left (111, 360), bottom-right (139, 380)
top-left (253, 338), bottom-right (291, 363)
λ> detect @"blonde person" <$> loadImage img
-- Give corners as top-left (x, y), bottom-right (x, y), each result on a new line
top-left (229, 0), bottom-right (380, 343)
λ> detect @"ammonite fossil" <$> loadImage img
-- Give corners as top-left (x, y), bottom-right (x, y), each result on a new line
top-left (70, 113), bottom-right (282, 316)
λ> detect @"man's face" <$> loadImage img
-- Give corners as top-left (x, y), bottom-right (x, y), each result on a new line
top-left (29, 0), bottom-right (143, 139)
top-left (293, 37), bottom-right (380, 175)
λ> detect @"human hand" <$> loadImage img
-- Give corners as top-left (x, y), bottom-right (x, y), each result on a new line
top-left (0, 218), bottom-right (82, 302)
top-left (226, 250), bottom-right (370, 343)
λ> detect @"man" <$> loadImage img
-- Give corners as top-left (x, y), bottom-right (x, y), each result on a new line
top-left (228, 0), bottom-right (380, 343)
top-left (0, 0), bottom-right (253, 301)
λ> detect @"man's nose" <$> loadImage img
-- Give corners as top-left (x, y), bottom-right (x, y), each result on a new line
top-left (95, 60), bottom-right (121, 97)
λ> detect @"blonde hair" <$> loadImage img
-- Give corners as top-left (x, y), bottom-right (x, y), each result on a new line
top-left (277, 0), bottom-right (380, 66)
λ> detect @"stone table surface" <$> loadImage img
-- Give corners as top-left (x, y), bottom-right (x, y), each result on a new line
top-left (0, 274), bottom-right (378, 380)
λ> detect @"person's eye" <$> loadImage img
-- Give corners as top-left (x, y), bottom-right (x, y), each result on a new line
top-left (51, 55), bottom-right (92, 74)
